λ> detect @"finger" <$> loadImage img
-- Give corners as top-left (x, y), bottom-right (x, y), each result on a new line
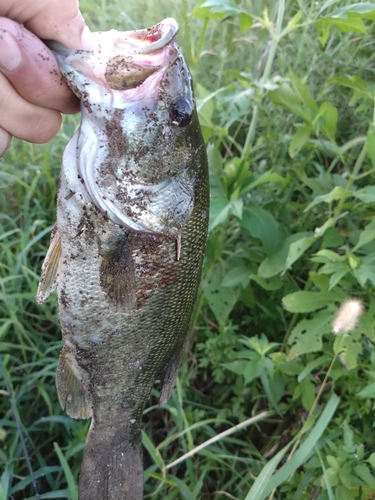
top-left (0, 71), bottom-right (62, 144)
top-left (0, 18), bottom-right (80, 114)
top-left (0, 127), bottom-right (12, 157)
top-left (0, 0), bottom-right (86, 49)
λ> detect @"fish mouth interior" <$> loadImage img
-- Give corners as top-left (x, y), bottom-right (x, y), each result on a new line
top-left (104, 19), bottom-right (179, 91)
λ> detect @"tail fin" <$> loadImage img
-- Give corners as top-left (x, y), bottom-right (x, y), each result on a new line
top-left (79, 419), bottom-right (143, 500)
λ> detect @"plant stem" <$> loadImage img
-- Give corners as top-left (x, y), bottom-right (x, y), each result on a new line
top-left (241, 0), bottom-right (286, 160)
top-left (287, 333), bottom-right (344, 460)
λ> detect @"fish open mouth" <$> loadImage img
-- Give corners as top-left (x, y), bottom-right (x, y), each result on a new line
top-left (49, 18), bottom-right (180, 93)
top-left (104, 19), bottom-right (179, 90)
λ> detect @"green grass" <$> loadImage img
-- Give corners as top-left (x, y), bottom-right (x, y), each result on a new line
top-left (2, 1), bottom-right (375, 499)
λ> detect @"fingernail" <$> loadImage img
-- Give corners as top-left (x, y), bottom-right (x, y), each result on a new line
top-left (0, 30), bottom-right (22, 71)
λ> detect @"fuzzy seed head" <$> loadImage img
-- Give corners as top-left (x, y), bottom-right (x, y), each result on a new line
top-left (332, 298), bottom-right (364, 334)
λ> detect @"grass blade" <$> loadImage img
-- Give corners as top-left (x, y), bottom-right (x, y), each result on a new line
top-left (53, 443), bottom-right (78, 500)
top-left (262, 393), bottom-right (340, 497)
top-left (244, 444), bottom-right (291, 500)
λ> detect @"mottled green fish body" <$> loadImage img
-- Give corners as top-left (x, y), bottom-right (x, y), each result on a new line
top-left (37, 19), bottom-right (208, 500)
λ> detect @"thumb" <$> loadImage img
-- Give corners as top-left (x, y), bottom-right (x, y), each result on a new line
top-left (1, 0), bottom-right (87, 49)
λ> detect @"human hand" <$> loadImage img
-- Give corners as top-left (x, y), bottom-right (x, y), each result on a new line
top-left (0, 0), bottom-right (89, 157)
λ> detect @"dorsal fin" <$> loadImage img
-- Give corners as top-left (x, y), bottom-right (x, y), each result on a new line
top-left (36, 224), bottom-right (62, 304)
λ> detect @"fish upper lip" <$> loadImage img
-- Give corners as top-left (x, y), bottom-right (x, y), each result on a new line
top-left (48, 18), bottom-right (179, 58)
top-left (121, 18), bottom-right (179, 55)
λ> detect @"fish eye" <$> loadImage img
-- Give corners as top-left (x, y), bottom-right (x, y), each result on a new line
top-left (169, 97), bottom-right (193, 127)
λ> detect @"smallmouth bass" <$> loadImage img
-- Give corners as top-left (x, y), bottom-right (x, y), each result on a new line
top-left (37, 18), bottom-right (209, 500)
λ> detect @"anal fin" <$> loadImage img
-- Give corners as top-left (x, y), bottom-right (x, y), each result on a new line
top-left (56, 348), bottom-right (92, 420)
top-left (36, 224), bottom-right (62, 303)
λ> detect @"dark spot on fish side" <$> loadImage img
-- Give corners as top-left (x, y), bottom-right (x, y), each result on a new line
top-left (99, 230), bottom-right (136, 309)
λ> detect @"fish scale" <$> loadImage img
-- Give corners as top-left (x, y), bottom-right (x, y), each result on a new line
top-left (37, 18), bottom-right (208, 499)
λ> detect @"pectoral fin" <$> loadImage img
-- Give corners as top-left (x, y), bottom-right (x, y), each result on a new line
top-left (36, 224), bottom-right (62, 303)
top-left (56, 348), bottom-right (92, 419)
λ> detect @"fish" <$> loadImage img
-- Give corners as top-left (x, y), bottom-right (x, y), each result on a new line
top-left (36, 18), bottom-right (209, 500)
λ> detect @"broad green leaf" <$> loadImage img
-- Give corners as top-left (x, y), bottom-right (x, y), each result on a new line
top-left (223, 355), bottom-right (264, 385)
top-left (335, 485), bottom-right (355, 500)
top-left (337, 465), bottom-right (354, 492)
top-left (282, 291), bottom-right (345, 313)
top-left (309, 273), bottom-right (330, 291)
top-left (318, 13), bottom-right (367, 34)
top-left (329, 3), bottom-right (375, 20)
top-left (312, 249), bottom-right (346, 263)
top-left (367, 452), bottom-right (375, 468)
top-left (352, 262), bottom-right (375, 288)
top-left (317, 0), bottom-right (342, 17)
top-left (239, 171), bottom-right (286, 196)
top-left (322, 227), bottom-right (345, 248)
top-left (284, 235), bottom-right (316, 272)
top-left (298, 354), bottom-right (331, 382)
top-left (353, 218), bottom-right (375, 250)
top-left (268, 83), bottom-right (312, 122)
top-left (200, 0), bottom-right (250, 17)
top-left (357, 300), bottom-right (375, 341)
top-left (354, 464), bottom-right (375, 489)
top-left (230, 199), bottom-right (243, 219)
top-left (287, 310), bottom-right (334, 359)
top-left (318, 101), bottom-right (338, 141)
top-left (241, 205), bottom-right (281, 255)
top-left (209, 197), bottom-right (230, 231)
top-left (334, 329), bottom-right (362, 369)
top-left (209, 198), bottom-right (244, 231)
top-left (301, 379), bottom-right (315, 412)
top-left (260, 370), bottom-right (284, 415)
top-left (289, 125), bottom-right (312, 158)
top-left (331, 75), bottom-right (372, 101)
top-left (203, 264), bottom-right (239, 326)
top-left (258, 232), bottom-right (312, 278)
top-left (353, 186), bottom-right (375, 203)
top-left (318, 23), bottom-right (330, 46)
top-left (239, 13), bottom-right (253, 33)
top-left (221, 265), bottom-right (250, 288)
top-left (249, 275), bottom-right (283, 291)
top-left (304, 186), bottom-right (353, 211)
top-left (329, 267), bottom-right (350, 289)
top-left (358, 382), bottom-right (375, 398)
top-left (243, 359), bottom-right (264, 385)
top-left (289, 71), bottom-right (318, 113)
